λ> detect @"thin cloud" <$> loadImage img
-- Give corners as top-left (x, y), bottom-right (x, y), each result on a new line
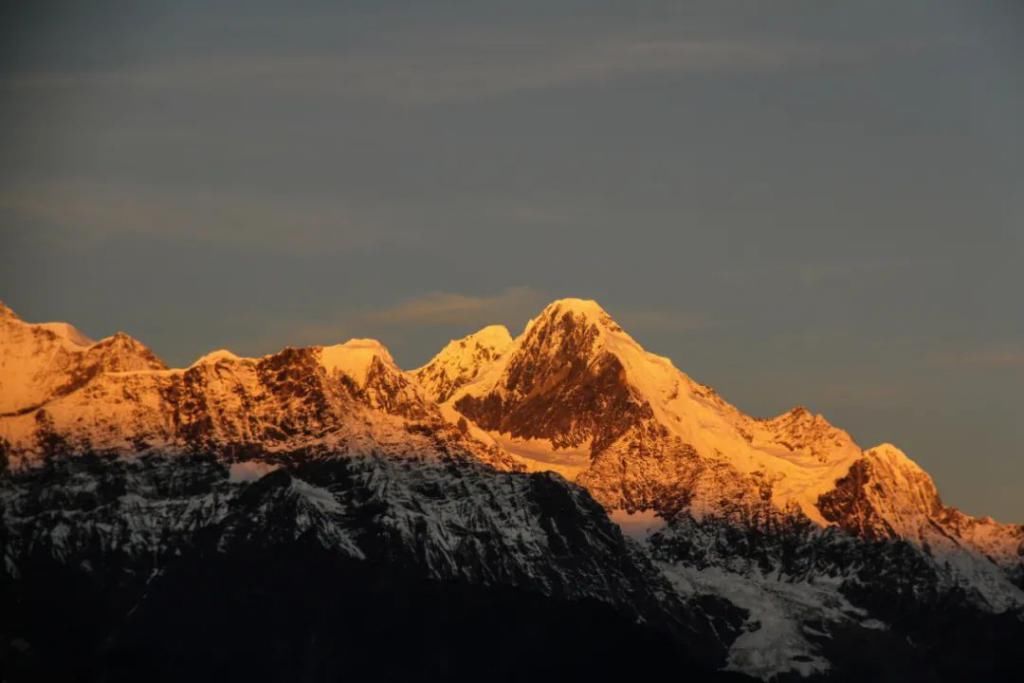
top-left (929, 346), bottom-right (1024, 369)
top-left (365, 287), bottom-right (546, 327)
top-left (0, 34), bottom-right (950, 105)
top-left (0, 181), bottom-right (421, 253)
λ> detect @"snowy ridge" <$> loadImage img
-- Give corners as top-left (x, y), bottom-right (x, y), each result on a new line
top-left (414, 324), bottom-right (513, 402)
top-left (2, 298), bottom-right (1023, 680)
top-left (819, 443), bottom-right (1024, 610)
top-left (189, 348), bottom-right (241, 367)
top-left (446, 300), bottom-right (1020, 563)
top-left (319, 338), bottom-right (396, 386)
top-left (439, 297), bottom-right (1024, 675)
top-left (449, 298), bottom-right (864, 523)
top-left (2, 298), bottom-right (1019, 575)
top-left (0, 305), bottom-right (515, 472)
top-left (0, 452), bottom-right (734, 668)
top-left (0, 303), bottom-right (164, 415)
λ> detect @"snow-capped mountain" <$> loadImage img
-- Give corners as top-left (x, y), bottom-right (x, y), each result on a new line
top-left (413, 324), bottom-right (513, 403)
top-left (446, 300), bottom-right (1021, 576)
top-left (438, 298), bottom-right (1024, 675)
top-left (2, 298), bottom-right (1022, 681)
top-left (0, 306), bottom-right (515, 473)
top-left (0, 302), bottom-right (165, 415)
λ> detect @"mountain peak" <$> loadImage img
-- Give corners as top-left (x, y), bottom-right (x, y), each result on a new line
top-left (99, 330), bottom-right (147, 348)
top-left (414, 325), bottom-right (514, 403)
top-left (541, 297), bottom-right (608, 317)
top-left (467, 324), bottom-right (513, 347)
top-left (865, 442), bottom-right (920, 470)
top-left (0, 301), bottom-right (19, 320)
top-left (87, 331), bottom-right (167, 371)
top-left (531, 298), bottom-right (621, 332)
top-left (318, 338), bottom-right (397, 386)
top-left (452, 297), bottom-right (658, 454)
top-left (190, 348), bottom-right (242, 367)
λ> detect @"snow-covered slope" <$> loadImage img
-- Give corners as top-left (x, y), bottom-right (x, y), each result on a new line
top-left (446, 298), bottom-right (1024, 624)
top-left (414, 325), bottom-right (513, 403)
top-left (5, 298), bottom-right (1017, 582)
top-left (3, 298), bottom-right (1022, 680)
top-left (0, 302), bottom-right (165, 415)
top-left (0, 305), bottom-right (514, 472)
top-left (449, 299), bottom-right (863, 523)
top-left (1, 452), bottom-right (741, 679)
top-left (819, 442), bottom-right (1024, 609)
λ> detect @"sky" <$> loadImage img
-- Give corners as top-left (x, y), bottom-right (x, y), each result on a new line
top-left (1, 1), bottom-right (1022, 520)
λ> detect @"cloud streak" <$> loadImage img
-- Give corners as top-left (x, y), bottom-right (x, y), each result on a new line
top-left (1, 32), bottom-right (948, 105)
top-left (365, 287), bottom-right (547, 327)
top-left (0, 181), bottom-right (422, 253)
top-left (929, 346), bottom-right (1024, 369)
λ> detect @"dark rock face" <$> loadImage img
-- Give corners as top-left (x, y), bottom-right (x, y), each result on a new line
top-left (455, 310), bottom-right (653, 454)
top-left (817, 459), bottom-right (898, 541)
top-left (0, 453), bottom-right (744, 682)
top-left (359, 355), bottom-right (431, 418)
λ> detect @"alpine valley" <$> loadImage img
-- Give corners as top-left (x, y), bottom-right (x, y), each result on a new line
top-left (1, 298), bottom-right (1021, 682)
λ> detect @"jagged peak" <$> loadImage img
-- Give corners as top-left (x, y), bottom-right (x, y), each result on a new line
top-left (465, 324), bottom-right (514, 348)
top-left (529, 298), bottom-right (621, 333)
top-left (190, 348), bottom-right (242, 367)
top-left (858, 443), bottom-right (942, 510)
top-left (318, 338), bottom-right (397, 386)
top-left (86, 331), bottom-right (168, 371)
top-left (518, 299), bottom-right (643, 356)
top-left (38, 322), bottom-right (95, 347)
top-left (863, 442), bottom-right (935, 478)
top-left (0, 303), bottom-right (95, 348)
top-left (866, 442), bottom-right (912, 463)
top-left (414, 324), bottom-right (515, 403)
top-left (92, 330), bottom-right (154, 353)
top-left (99, 330), bottom-right (140, 345)
top-left (417, 324), bottom-right (513, 370)
top-left (0, 300), bottom-right (19, 320)
top-left (336, 337), bottom-right (394, 357)
top-left (541, 297), bottom-right (608, 317)
top-left (767, 405), bottom-right (831, 426)
top-left (454, 296), bottom-right (684, 408)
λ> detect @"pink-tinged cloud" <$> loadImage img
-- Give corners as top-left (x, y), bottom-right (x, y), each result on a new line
top-left (365, 287), bottom-right (546, 326)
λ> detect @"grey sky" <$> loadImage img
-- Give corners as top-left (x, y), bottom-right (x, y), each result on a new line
top-left (1, 1), bottom-right (1022, 520)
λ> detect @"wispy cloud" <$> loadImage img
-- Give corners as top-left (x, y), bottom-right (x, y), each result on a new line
top-left (928, 346), bottom-right (1024, 369)
top-left (0, 181), bottom-right (421, 253)
top-left (215, 288), bottom-right (548, 361)
top-left (1, 32), bottom-right (945, 105)
top-left (364, 287), bottom-right (546, 327)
